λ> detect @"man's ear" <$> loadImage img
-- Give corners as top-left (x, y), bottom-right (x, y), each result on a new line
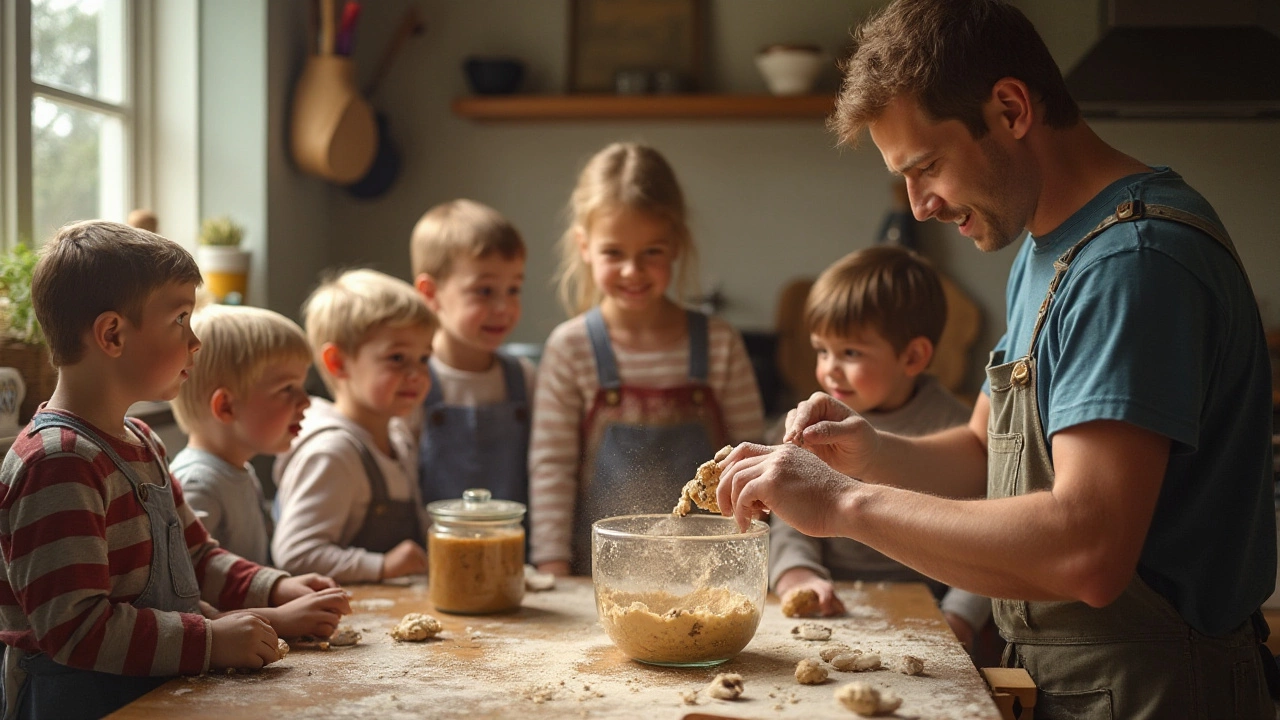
top-left (900, 337), bottom-right (935, 378)
top-left (320, 343), bottom-right (347, 379)
top-left (90, 312), bottom-right (126, 358)
top-left (415, 273), bottom-right (442, 312)
top-left (209, 387), bottom-right (236, 424)
top-left (988, 77), bottom-right (1034, 140)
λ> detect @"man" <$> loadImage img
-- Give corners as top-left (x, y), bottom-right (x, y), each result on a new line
top-left (716, 1), bottom-right (1277, 718)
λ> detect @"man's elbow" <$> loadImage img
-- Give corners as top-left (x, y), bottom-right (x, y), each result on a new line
top-left (1062, 548), bottom-right (1134, 608)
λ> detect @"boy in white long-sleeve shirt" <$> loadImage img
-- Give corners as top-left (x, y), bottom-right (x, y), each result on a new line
top-left (272, 269), bottom-right (436, 583)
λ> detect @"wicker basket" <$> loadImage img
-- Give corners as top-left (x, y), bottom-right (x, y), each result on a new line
top-left (0, 342), bottom-right (56, 424)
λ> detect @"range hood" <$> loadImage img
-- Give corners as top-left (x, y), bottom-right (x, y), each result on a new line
top-left (1064, 0), bottom-right (1280, 119)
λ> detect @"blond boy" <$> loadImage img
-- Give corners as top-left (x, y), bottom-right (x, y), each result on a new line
top-left (769, 245), bottom-right (992, 649)
top-left (0, 221), bottom-right (340, 719)
top-left (410, 199), bottom-right (533, 510)
top-left (273, 269), bottom-right (436, 583)
top-left (171, 305), bottom-right (313, 566)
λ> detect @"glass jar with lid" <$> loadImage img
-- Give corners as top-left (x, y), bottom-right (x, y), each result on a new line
top-left (426, 488), bottom-right (526, 614)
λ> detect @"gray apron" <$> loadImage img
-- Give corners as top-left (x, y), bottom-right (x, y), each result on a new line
top-left (284, 427), bottom-right (424, 554)
top-left (987, 199), bottom-right (1275, 719)
top-left (7, 412), bottom-right (201, 720)
top-left (571, 307), bottom-right (728, 575)
top-left (418, 353), bottom-right (529, 516)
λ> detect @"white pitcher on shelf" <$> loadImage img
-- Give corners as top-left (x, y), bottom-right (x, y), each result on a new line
top-left (0, 367), bottom-right (24, 437)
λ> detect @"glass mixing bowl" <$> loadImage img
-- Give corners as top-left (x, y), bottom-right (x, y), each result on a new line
top-left (592, 514), bottom-right (769, 667)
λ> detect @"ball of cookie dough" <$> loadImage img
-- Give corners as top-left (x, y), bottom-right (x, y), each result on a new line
top-left (275, 637), bottom-right (290, 662)
top-left (791, 622), bottom-right (832, 641)
top-left (705, 673), bottom-right (744, 700)
top-left (795, 658), bottom-right (828, 685)
top-left (781, 587), bottom-right (822, 618)
top-left (834, 682), bottom-right (902, 716)
top-left (329, 625), bottom-right (362, 647)
top-left (896, 654), bottom-right (924, 676)
top-left (390, 612), bottom-right (442, 641)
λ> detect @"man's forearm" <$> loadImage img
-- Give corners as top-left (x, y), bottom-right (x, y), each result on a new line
top-left (856, 425), bottom-right (988, 498)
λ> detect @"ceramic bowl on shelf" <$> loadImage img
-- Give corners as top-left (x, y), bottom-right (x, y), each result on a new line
top-left (755, 44), bottom-right (826, 96)
top-left (592, 514), bottom-right (768, 667)
top-left (464, 57), bottom-right (525, 95)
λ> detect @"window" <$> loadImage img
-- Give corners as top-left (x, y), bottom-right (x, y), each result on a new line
top-left (2, 0), bottom-right (147, 248)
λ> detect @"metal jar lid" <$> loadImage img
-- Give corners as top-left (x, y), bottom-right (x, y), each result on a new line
top-left (426, 488), bottom-right (526, 523)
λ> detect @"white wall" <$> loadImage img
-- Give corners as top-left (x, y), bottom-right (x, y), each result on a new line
top-left (249, 0), bottom-right (1279, 396)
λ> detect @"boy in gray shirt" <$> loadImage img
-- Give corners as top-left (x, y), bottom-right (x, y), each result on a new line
top-left (171, 305), bottom-right (313, 566)
top-left (770, 246), bottom-right (992, 651)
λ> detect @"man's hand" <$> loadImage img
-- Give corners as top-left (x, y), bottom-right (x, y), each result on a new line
top-left (537, 560), bottom-right (571, 577)
top-left (775, 567), bottom-right (846, 617)
top-left (209, 612), bottom-right (278, 670)
top-left (255, 587), bottom-right (351, 638)
top-left (271, 573), bottom-right (339, 606)
top-left (381, 540), bottom-right (428, 580)
top-left (783, 392), bottom-right (881, 478)
top-left (717, 442), bottom-right (860, 535)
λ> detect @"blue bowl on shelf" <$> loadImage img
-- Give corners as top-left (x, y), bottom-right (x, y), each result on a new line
top-left (464, 57), bottom-right (525, 95)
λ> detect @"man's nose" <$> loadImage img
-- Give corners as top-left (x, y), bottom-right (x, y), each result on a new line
top-left (907, 182), bottom-right (940, 221)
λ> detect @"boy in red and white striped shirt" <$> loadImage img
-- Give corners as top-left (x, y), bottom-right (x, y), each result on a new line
top-left (0, 221), bottom-right (346, 720)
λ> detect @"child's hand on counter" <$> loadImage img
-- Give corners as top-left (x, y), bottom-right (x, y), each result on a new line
top-left (537, 560), bottom-right (571, 577)
top-left (381, 539), bottom-right (429, 579)
top-left (775, 567), bottom-right (846, 616)
top-left (255, 587), bottom-right (351, 639)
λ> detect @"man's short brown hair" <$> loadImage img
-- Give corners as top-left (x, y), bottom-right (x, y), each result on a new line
top-left (805, 245), bottom-right (946, 353)
top-left (830, 0), bottom-right (1079, 146)
top-left (32, 220), bottom-right (203, 366)
top-left (410, 199), bottom-right (525, 281)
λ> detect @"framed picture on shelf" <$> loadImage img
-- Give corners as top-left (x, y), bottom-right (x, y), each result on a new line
top-left (568, 0), bottom-right (704, 93)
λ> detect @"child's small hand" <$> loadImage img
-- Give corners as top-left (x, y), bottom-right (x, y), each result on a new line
top-left (210, 612), bottom-right (279, 670)
top-left (271, 573), bottom-right (340, 606)
top-left (381, 540), bottom-right (428, 580)
top-left (259, 587), bottom-right (352, 638)
top-left (775, 567), bottom-right (846, 616)
top-left (537, 560), bottom-right (571, 578)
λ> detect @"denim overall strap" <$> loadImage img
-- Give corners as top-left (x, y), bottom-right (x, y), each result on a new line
top-left (986, 203), bottom-right (1274, 719)
top-left (417, 353), bottom-right (531, 519)
top-left (287, 426), bottom-right (423, 554)
top-left (12, 413), bottom-right (199, 720)
top-left (571, 309), bottom-right (726, 575)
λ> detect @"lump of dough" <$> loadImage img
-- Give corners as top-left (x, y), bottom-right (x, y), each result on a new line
top-left (896, 654), bottom-right (924, 676)
top-left (329, 625), bottom-right (361, 647)
top-left (705, 673), bottom-right (744, 700)
top-left (275, 638), bottom-right (290, 662)
top-left (831, 651), bottom-right (880, 672)
top-left (795, 658), bottom-right (828, 685)
top-left (791, 622), bottom-right (832, 641)
top-left (820, 645), bottom-right (853, 662)
top-left (781, 587), bottom-right (822, 618)
top-left (834, 682), bottom-right (902, 716)
top-left (672, 445), bottom-right (732, 516)
top-left (389, 612), bottom-right (442, 642)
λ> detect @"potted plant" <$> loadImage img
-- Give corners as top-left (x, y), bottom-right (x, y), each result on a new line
top-left (197, 215), bottom-right (250, 305)
top-left (0, 243), bottom-right (56, 423)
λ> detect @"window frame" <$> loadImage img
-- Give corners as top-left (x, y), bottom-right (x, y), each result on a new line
top-left (1, 0), bottom-right (152, 250)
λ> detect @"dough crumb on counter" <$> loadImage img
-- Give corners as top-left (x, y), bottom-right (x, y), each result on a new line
top-left (795, 658), bottom-right (828, 685)
top-left (791, 622), bottom-right (832, 640)
top-left (329, 625), bottom-right (361, 646)
top-left (389, 612), bottom-right (442, 642)
top-left (834, 681), bottom-right (902, 716)
top-left (896, 654), bottom-right (925, 675)
top-left (705, 673), bottom-right (744, 700)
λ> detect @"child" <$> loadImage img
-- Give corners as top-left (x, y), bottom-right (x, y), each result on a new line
top-left (409, 199), bottom-right (534, 509)
top-left (272, 269), bottom-right (435, 583)
top-left (530, 142), bottom-right (765, 576)
top-left (0, 221), bottom-right (348, 719)
top-left (768, 245), bottom-right (992, 651)
top-left (170, 305), bottom-right (313, 566)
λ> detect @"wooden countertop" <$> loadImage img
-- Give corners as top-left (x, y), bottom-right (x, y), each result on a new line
top-left (110, 578), bottom-right (1001, 719)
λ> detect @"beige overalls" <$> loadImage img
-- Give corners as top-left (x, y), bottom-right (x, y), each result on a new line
top-left (987, 200), bottom-right (1276, 719)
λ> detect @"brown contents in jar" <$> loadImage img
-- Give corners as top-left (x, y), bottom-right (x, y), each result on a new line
top-left (428, 529), bottom-right (525, 614)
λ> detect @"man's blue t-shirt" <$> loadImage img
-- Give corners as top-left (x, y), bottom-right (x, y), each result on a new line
top-left (986, 167), bottom-right (1274, 636)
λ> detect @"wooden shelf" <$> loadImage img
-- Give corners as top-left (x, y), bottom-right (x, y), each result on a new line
top-left (451, 94), bottom-right (836, 121)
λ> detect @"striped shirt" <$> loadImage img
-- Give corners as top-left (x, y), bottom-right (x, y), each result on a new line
top-left (0, 412), bottom-right (286, 677)
top-left (529, 313), bottom-right (765, 565)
